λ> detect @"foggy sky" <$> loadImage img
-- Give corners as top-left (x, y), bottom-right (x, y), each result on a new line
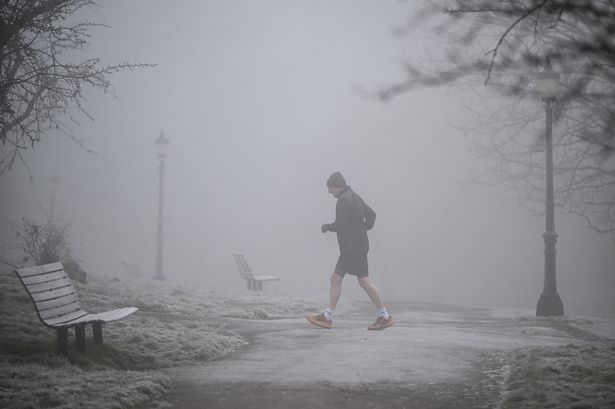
top-left (1, 0), bottom-right (614, 314)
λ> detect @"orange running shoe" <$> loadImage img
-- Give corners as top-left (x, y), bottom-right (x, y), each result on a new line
top-left (306, 313), bottom-right (332, 329)
top-left (367, 316), bottom-right (394, 330)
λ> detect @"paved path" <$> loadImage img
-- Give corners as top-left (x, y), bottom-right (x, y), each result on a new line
top-left (142, 302), bottom-right (601, 409)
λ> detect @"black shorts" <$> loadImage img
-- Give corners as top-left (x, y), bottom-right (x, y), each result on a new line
top-left (334, 252), bottom-right (368, 278)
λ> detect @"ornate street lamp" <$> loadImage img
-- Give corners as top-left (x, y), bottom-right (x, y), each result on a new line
top-left (154, 130), bottom-right (169, 281)
top-left (535, 58), bottom-right (564, 316)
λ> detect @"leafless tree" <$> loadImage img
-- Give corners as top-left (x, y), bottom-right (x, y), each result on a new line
top-left (380, 0), bottom-right (615, 238)
top-left (0, 0), bottom-right (152, 174)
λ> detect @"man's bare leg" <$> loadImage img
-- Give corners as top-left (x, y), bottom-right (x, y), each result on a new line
top-left (358, 276), bottom-right (385, 310)
top-left (306, 272), bottom-right (344, 328)
top-left (329, 272), bottom-right (344, 311)
top-left (359, 276), bottom-right (394, 329)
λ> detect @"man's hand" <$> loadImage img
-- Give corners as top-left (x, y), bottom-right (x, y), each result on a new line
top-left (321, 224), bottom-right (329, 233)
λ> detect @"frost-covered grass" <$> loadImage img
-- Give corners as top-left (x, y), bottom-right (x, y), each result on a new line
top-left (501, 344), bottom-right (615, 409)
top-left (77, 275), bottom-right (323, 320)
top-left (0, 269), bottom-right (321, 408)
top-left (2, 361), bottom-right (171, 409)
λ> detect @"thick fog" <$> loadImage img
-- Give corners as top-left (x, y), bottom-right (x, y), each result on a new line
top-left (1, 1), bottom-right (614, 314)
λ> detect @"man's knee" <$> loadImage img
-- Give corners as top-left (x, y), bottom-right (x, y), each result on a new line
top-left (330, 272), bottom-right (344, 286)
top-left (358, 276), bottom-right (372, 289)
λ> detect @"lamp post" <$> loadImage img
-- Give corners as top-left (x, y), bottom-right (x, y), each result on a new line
top-left (535, 58), bottom-right (564, 316)
top-left (49, 174), bottom-right (59, 218)
top-left (154, 130), bottom-right (169, 281)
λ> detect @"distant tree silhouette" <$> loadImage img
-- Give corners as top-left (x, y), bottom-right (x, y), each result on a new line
top-left (380, 0), bottom-right (615, 238)
top-left (0, 0), bottom-right (152, 174)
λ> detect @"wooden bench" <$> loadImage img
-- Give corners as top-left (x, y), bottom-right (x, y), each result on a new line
top-left (15, 262), bottom-right (138, 354)
top-left (232, 252), bottom-right (279, 291)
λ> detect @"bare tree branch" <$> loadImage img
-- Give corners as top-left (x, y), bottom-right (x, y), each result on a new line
top-left (380, 0), bottom-right (615, 240)
top-left (0, 0), bottom-right (155, 174)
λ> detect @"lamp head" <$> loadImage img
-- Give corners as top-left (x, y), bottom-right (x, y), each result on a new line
top-left (536, 57), bottom-right (561, 99)
top-left (155, 130), bottom-right (169, 159)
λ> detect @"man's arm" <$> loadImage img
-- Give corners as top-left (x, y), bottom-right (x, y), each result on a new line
top-left (363, 201), bottom-right (376, 230)
top-left (323, 197), bottom-right (352, 232)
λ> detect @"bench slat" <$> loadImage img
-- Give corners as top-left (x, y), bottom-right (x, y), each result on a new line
top-left (17, 262), bottom-right (64, 278)
top-left (20, 270), bottom-right (68, 285)
top-left (36, 293), bottom-right (80, 312)
top-left (44, 310), bottom-right (89, 327)
top-left (39, 302), bottom-right (85, 320)
top-left (30, 286), bottom-right (75, 302)
top-left (252, 275), bottom-right (280, 282)
top-left (233, 253), bottom-right (253, 278)
top-left (71, 307), bottom-right (138, 324)
top-left (233, 254), bottom-right (248, 266)
top-left (24, 277), bottom-right (73, 294)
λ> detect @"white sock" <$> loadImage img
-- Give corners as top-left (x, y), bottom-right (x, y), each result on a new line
top-left (379, 308), bottom-right (390, 320)
top-left (324, 308), bottom-right (334, 320)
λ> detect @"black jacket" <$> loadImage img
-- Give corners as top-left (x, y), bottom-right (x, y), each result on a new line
top-left (325, 186), bottom-right (376, 254)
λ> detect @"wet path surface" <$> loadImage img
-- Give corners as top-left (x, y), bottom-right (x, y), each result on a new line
top-left (138, 302), bottom-right (600, 409)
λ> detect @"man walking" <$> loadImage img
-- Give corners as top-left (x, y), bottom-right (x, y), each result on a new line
top-left (306, 172), bottom-right (394, 330)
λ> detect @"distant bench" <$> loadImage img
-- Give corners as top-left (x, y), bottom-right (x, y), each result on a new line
top-left (232, 252), bottom-right (279, 291)
top-left (15, 262), bottom-right (138, 354)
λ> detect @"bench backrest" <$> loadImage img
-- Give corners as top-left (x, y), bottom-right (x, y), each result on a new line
top-left (232, 252), bottom-right (253, 279)
top-left (15, 262), bottom-right (88, 327)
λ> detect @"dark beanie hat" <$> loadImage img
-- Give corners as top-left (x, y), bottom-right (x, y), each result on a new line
top-left (326, 171), bottom-right (347, 187)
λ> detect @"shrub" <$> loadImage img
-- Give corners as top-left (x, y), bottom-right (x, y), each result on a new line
top-left (12, 215), bottom-right (87, 283)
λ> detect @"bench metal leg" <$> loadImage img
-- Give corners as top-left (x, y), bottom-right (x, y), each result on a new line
top-left (247, 279), bottom-right (253, 291)
top-left (75, 324), bottom-right (86, 353)
top-left (257, 281), bottom-right (263, 291)
top-left (93, 322), bottom-right (103, 344)
top-left (57, 328), bottom-right (68, 355)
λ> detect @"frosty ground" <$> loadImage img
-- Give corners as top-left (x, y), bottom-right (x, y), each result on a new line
top-left (1, 271), bottom-right (614, 409)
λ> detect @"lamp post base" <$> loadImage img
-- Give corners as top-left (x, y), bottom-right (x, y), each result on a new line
top-left (536, 293), bottom-right (564, 316)
top-left (153, 274), bottom-right (165, 281)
